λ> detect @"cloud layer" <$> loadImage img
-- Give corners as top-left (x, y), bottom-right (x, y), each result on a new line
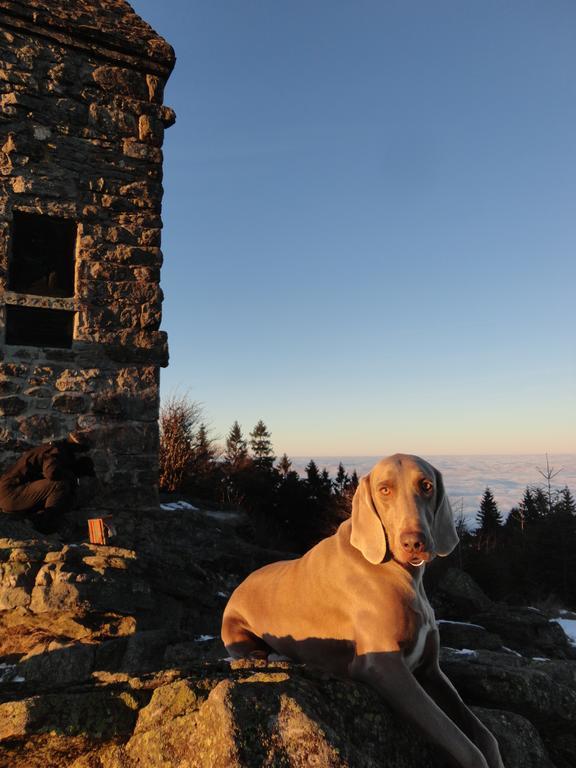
top-left (291, 454), bottom-right (576, 525)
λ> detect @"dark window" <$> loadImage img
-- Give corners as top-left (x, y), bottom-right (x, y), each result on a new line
top-left (5, 305), bottom-right (74, 349)
top-left (8, 212), bottom-right (76, 297)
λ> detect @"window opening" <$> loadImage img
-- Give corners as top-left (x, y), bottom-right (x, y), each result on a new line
top-left (8, 212), bottom-right (76, 297)
top-left (5, 305), bottom-right (74, 349)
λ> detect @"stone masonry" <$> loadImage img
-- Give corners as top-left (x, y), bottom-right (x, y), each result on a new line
top-left (0, 1), bottom-right (175, 509)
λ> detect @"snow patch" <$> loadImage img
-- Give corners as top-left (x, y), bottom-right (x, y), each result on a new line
top-left (195, 634), bottom-right (216, 643)
top-left (551, 618), bottom-right (576, 647)
top-left (445, 647), bottom-right (478, 658)
top-left (502, 646), bottom-right (523, 657)
top-left (160, 501), bottom-right (199, 512)
top-left (437, 620), bottom-right (486, 630)
top-left (532, 657), bottom-right (550, 662)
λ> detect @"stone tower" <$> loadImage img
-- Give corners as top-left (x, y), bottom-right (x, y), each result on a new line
top-left (0, 1), bottom-right (175, 509)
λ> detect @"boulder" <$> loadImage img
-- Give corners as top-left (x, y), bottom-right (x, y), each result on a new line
top-left (471, 607), bottom-right (573, 659)
top-left (441, 648), bottom-right (576, 767)
top-left (473, 708), bottom-right (554, 768)
top-left (428, 566), bottom-right (493, 618)
top-left (437, 619), bottom-right (503, 651)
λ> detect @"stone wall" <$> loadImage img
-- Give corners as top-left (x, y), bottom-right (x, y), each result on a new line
top-left (0, 1), bottom-right (175, 510)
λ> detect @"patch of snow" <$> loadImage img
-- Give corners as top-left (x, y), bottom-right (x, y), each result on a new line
top-left (217, 591), bottom-right (229, 598)
top-left (437, 620), bottom-right (486, 630)
top-left (551, 618), bottom-right (576, 647)
top-left (13, 676), bottom-right (25, 683)
top-left (502, 646), bottom-right (523, 657)
top-left (160, 501), bottom-right (199, 511)
top-left (195, 634), bottom-right (216, 643)
top-left (532, 657), bottom-right (550, 662)
top-left (445, 647), bottom-right (478, 658)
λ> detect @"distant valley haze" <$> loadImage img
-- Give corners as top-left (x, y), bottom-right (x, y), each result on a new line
top-left (290, 454), bottom-right (576, 525)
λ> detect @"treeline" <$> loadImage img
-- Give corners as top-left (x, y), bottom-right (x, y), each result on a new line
top-left (158, 396), bottom-right (358, 552)
top-left (448, 480), bottom-right (576, 606)
top-left (159, 397), bottom-right (576, 605)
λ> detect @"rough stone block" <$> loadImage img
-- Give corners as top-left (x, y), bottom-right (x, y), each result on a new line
top-left (0, 395), bottom-right (27, 416)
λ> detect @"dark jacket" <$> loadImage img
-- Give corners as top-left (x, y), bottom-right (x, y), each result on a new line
top-left (0, 441), bottom-right (78, 493)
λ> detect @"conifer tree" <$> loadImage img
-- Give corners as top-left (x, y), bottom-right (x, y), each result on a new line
top-left (249, 420), bottom-right (275, 468)
top-left (305, 460), bottom-right (320, 484)
top-left (476, 488), bottom-right (503, 533)
top-left (224, 421), bottom-right (248, 469)
top-left (520, 487), bottom-right (539, 523)
top-left (321, 468), bottom-right (333, 494)
top-left (190, 423), bottom-right (218, 476)
top-left (556, 486), bottom-right (576, 518)
top-left (334, 462), bottom-right (349, 495)
top-left (532, 487), bottom-right (550, 518)
top-left (276, 453), bottom-right (293, 477)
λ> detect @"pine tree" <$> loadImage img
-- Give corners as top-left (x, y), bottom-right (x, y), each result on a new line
top-left (305, 460), bottom-right (322, 499)
top-left (320, 468), bottom-right (333, 494)
top-left (532, 488), bottom-right (550, 518)
top-left (191, 424), bottom-right (217, 470)
top-left (520, 487), bottom-right (540, 524)
top-left (555, 486), bottom-right (576, 518)
top-left (224, 421), bottom-right (248, 469)
top-left (476, 488), bottom-right (503, 533)
top-left (350, 470), bottom-right (359, 491)
top-left (276, 453), bottom-right (293, 478)
top-left (249, 420), bottom-right (275, 468)
top-left (334, 462), bottom-right (350, 495)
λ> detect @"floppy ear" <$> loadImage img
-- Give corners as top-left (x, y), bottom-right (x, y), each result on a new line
top-left (432, 467), bottom-right (459, 556)
top-left (350, 475), bottom-right (387, 564)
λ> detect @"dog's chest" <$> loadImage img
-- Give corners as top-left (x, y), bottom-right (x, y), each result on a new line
top-left (403, 597), bottom-right (436, 671)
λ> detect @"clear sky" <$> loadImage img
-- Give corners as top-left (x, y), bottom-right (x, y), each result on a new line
top-left (129, 0), bottom-right (575, 457)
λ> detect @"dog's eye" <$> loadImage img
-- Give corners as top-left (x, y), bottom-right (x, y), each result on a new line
top-left (420, 479), bottom-right (434, 494)
top-left (380, 486), bottom-right (391, 496)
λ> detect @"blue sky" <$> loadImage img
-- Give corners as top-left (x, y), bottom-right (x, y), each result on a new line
top-left (130, 0), bottom-right (575, 457)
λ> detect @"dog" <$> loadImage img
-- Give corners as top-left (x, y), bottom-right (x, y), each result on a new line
top-left (222, 454), bottom-right (504, 768)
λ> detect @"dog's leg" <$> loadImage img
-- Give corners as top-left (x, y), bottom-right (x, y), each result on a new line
top-left (414, 632), bottom-right (504, 768)
top-left (351, 652), bottom-right (490, 768)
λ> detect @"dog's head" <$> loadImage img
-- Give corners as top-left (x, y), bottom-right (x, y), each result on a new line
top-left (350, 454), bottom-right (459, 567)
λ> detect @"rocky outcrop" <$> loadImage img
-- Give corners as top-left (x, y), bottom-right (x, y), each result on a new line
top-left (0, 510), bottom-right (575, 767)
top-left (0, 659), bottom-right (556, 768)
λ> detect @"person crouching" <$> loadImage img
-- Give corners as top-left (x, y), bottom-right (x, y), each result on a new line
top-left (0, 431), bottom-right (95, 535)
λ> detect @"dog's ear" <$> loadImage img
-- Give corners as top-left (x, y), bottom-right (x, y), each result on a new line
top-left (432, 467), bottom-right (459, 556)
top-left (350, 475), bottom-right (387, 564)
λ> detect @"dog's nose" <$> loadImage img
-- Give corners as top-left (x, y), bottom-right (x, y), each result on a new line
top-left (400, 531), bottom-right (428, 554)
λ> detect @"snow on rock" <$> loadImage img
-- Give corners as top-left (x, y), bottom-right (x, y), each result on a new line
top-left (502, 646), bottom-right (523, 658)
top-left (445, 648), bottom-right (478, 658)
top-left (160, 501), bottom-right (199, 512)
top-left (551, 618), bottom-right (576, 647)
top-left (437, 619), bottom-right (486, 630)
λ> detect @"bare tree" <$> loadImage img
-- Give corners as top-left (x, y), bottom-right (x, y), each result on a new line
top-left (158, 394), bottom-right (202, 493)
